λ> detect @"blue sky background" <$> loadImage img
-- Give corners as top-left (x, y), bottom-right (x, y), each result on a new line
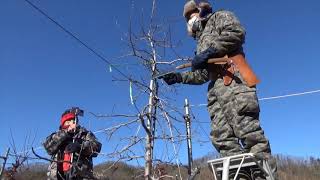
top-left (1, 0), bottom-right (320, 166)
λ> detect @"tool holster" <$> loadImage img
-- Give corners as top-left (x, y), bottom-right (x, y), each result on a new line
top-left (208, 53), bottom-right (260, 87)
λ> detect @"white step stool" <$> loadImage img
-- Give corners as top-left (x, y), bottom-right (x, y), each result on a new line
top-left (207, 153), bottom-right (274, 180)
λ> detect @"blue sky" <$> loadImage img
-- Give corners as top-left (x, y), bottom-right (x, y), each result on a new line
top-left (1, 0), bottom-right (320, 166)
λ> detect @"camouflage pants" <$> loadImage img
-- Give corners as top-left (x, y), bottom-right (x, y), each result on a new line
top-left (207, 72), bottom-right (277, 179)
top-left (207, 72), bottom-right (270, 157)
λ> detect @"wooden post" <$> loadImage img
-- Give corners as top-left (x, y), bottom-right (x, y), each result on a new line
top-left (184, 99), bottom-right (193, 176)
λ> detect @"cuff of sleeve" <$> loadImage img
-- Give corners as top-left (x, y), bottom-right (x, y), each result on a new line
top-left (176, 73), bottom-right (182, 83)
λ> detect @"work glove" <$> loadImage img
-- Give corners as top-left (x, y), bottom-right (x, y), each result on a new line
top-left (192, 47), bottom-right (217, 71)
top-left (159, 73), bottom-right (182, 85)
top-left (65, 142), bottom-right (81, 153)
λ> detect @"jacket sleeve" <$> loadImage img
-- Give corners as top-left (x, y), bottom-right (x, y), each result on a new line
top-left (81, 131), bottom-right (102, 157)
top-left (43, 130), bottom-right (71, 156)
top-left (180, 69), bottom-right (209, 85)
top-left (200, 10), bottom-right (245, 57)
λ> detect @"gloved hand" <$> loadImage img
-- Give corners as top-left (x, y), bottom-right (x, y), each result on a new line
top-left (192, 47), bottom-right (217, 71)
top-left (65, 142), bottom-right (81, 153)
top-left (159, 73), bottom-right (182, 85)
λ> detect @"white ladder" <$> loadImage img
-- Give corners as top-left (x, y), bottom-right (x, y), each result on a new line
top-left (207, 153), bottom-right (274, 180)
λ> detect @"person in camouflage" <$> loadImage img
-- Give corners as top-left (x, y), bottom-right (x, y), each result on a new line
top-left (160, 0), bottom-right (277, 179)
top-left (43, 109), bottom-right (102, 180)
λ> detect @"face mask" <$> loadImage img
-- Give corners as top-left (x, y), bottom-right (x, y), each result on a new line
top-left (187, 16), bottom-right (199, 37)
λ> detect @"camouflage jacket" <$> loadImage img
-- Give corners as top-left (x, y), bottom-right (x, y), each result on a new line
top-left (43, 126), bottom-right (102, 180)
top-left (181, 10), bottom-right (246, 84)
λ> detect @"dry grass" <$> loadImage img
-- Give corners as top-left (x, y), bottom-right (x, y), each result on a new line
top-left (4, 155), bottom-right (320, 180)
top-left (276, 155), bottom-right (320, 180)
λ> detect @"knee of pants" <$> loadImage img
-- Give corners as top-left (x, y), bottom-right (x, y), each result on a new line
top-left (234, 115), bottom-right (264, 139)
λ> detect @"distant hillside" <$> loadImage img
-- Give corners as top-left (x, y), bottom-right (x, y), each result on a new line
top-left (2, 155), bottom-right (320, 180)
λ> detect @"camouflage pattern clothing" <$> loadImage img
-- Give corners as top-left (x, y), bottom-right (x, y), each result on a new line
top-left (180, 10), bottom-right (276, 177)
top-left (43, 126), bottom-right (102, 180)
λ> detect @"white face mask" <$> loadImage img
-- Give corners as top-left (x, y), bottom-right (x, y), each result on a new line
top-left (187, 15), bottom-right (199, 37)
top-left (188, 16), bottom-right (199, 27)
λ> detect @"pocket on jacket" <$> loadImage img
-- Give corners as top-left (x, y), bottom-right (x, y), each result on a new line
top-left (233, 88), bottom-right (260, 115)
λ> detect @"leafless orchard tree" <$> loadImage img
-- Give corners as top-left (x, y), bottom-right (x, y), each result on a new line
top-left (90, 0), bottom-right (196, 179)
top-left (0, 131), bottom-right (37, 180)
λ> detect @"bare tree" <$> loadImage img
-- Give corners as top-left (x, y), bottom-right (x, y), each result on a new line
top-left (1, 131), bottom-right (37, 180)
top-left (0, 148), bottom-right (10, 178)
top-left (90, 0), bottom-right (193, 179)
